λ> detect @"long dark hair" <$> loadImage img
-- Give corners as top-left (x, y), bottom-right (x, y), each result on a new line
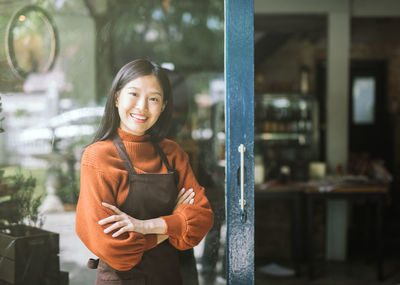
top-left (92, 59), bottom-right (173, 143)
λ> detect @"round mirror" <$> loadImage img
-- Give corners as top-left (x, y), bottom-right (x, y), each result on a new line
top-left (5, 5), bottom-right (58, 79)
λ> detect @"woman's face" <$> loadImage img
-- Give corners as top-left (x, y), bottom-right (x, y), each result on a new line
top-left (115, 75), bottom-right (166, 136)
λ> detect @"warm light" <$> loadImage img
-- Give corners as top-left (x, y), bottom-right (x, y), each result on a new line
top-left (18, 15), bottom-right (26, 21)
top-left (162, 0), bottom-right (170, 11)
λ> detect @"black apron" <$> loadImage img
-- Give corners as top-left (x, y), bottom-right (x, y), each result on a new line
top-left (91, 134), bottom-right (185, 285)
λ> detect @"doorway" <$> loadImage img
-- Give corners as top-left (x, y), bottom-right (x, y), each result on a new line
top-left (317, 60), bottom-right (393, 173)
top-left (348, 61), bottom-right (393, 174)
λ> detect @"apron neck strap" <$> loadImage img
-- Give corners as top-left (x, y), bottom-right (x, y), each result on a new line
top-left (112, 133), bottom-right (175, 177)
top-left (151, 142), bottom-right (174, 173)
top-left (112, 134), bottom-right (137, 180)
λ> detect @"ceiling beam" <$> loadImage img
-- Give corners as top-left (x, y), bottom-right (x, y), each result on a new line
top-left (255, 0), bottom-right (400, 17)
top-left (255, 0), bottom-right (349, 15)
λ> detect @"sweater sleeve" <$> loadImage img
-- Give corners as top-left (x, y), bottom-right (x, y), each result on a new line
top-left (75, 151), bottom-right (157, 271)
top-left (161, 148), bottom-right (214, 250)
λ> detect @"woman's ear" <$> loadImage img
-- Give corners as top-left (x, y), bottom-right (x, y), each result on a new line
top-left (115, 93), bottom-right (120, 107)
top-left (161, 101), bottom-right (167, 112)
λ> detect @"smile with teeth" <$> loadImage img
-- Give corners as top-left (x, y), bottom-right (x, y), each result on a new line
top-left (130, 113), bottom-right (148, 122)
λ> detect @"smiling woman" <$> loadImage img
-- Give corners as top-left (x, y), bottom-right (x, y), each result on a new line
top-left (75, 59), bottom-right (214, 285)
top-left (115, 75), bottom-right (166, 137)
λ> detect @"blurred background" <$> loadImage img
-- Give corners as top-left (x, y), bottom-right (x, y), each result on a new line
top-left (1, 0), bottom-right (400, 285)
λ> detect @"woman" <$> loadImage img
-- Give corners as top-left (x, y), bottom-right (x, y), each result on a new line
top-left (75, 59), bottom-right (214, 284)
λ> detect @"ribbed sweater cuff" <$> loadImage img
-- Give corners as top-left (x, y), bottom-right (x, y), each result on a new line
top-left (161, 213), bottom-right (186, 238)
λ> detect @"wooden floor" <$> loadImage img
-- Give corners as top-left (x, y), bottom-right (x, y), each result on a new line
top-left (255, 259), bottom-right (400, 285)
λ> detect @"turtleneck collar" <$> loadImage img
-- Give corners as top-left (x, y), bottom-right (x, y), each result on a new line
top-left (117, 128), bottom-right (151, 142)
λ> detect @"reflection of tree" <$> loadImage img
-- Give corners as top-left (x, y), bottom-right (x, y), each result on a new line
top-left (82, 0), bottom-right (223, 102)
top-left (27, 0), bottom-right (223, 101)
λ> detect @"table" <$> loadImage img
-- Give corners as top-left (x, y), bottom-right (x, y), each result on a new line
top-left (255, 183), bottom-right (304, 276)
top-left (304, 183), bottom-right (388, 281)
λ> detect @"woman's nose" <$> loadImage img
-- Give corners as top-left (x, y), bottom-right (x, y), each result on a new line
top-left (135, 97), bottom-right (148, 110)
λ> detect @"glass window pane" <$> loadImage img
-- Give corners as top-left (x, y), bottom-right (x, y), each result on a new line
top-left (0, 2), bottom-right (225, 284)
top-left (352, 77), bottom-right (376, 124)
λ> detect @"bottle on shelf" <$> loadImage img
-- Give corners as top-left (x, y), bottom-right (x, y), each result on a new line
top-left (255, 155), bottom-right (265, 184)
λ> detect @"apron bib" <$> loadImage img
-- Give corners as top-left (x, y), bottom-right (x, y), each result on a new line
top-left (94, 134), bottom-right (181, 285)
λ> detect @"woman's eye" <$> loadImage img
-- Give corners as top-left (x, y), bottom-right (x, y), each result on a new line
top-left (129, 92), bottom-right (138, 97)
top-left (149, 97), bottom-right (159, 102)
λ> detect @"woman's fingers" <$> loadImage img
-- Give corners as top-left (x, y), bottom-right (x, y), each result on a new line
top-left (102, 202), bottom-right (123, 214)
top-left (176, 188), bottom-right (195, 205)
top-left (182, 189), bottom-right (195, 203)
top-left (174, 188), bottom-right (195, 210)
top-left (98, 214), bottom-right (123, 225)
top-left (99, 202), bottom-right (128, 225)
top-left (104, 220), bottom-right (127, 233)
top-left (112, 226), bottom-right (130, 237)
top-left (175, 188), bottom-right (185, 202)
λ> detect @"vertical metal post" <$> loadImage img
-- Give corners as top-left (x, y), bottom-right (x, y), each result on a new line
top-left (225, 0), bottom-right (254, 283)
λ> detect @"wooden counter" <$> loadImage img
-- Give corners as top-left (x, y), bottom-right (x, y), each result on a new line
top-left (255, 180), bottom-right (389, 281)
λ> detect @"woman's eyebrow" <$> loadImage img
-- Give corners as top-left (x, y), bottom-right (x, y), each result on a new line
top-left (127, 86), bottom-right (139, 90)
top-left (150, 92), bottom-right (162, 96)
top-left (127, 87), bottom-right (162, 96)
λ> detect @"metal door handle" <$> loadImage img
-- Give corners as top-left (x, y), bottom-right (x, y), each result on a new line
top-left (238, 144), bottom-right (247, 223)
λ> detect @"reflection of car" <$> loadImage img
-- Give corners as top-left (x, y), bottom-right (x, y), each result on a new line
top-left (17, 106), bottom-right (104, 162)
top-left (19, 124), bottom-right (98, 142)
top-left (47, 107), bottom-right (104, 128)
top-left (19, 106), bottom-right (104, 142)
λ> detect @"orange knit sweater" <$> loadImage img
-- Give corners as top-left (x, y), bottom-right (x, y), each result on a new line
top-left (76, 128), bottom-right (214, 271)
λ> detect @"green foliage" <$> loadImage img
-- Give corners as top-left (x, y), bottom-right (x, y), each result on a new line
top-left (2, 166), bottom-right (47, 198)
top-left (108, 0), bottom-right (224, 73)
top-left (56, 183), bottom-right (78, 205)
top-left (14, 109), bottom-right (30, 118)
top-left (56, 169), bottom-right (80, 205)
top-left (0, 170), bottom-right (44, 228)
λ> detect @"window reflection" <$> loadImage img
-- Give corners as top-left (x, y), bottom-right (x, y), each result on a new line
top-left (6, 5), bottom-right (59, 79)
top-left (13, 10), bottom-right (52, 72)
top-left (0, 1), bottom-right (224, 284)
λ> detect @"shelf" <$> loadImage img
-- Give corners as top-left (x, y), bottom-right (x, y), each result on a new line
top-left (256, 133), bottom-right (307, 144)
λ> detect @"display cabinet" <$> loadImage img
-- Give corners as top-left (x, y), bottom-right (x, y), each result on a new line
top-left (255, 93), bottom-right (320, 182)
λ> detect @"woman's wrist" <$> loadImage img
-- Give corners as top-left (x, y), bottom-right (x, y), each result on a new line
top-left (143, 218), bottom-right (167, 234)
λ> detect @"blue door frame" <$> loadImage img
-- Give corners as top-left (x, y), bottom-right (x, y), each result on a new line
top-left (225, 0), bottom-right (254, 284)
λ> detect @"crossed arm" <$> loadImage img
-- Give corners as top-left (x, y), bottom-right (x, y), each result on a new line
top-left (99, 187), bottom-right (195, 244)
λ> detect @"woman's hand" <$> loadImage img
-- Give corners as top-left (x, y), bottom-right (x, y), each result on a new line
top-left (174, 188), bottom-right (195, 211)
top-left (99, 202), bottom-right (147, 237)
top-left (99, 202), bottom-right (167, 237)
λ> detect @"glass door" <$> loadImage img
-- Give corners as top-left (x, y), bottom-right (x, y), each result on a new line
top-left (0, 1), bottom-right (227, 284)
top-left (0, 0), bottom-right (254, 284)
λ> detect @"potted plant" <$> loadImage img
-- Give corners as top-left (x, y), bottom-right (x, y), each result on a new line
top-left (0, 170), bottom-right (67, 285)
